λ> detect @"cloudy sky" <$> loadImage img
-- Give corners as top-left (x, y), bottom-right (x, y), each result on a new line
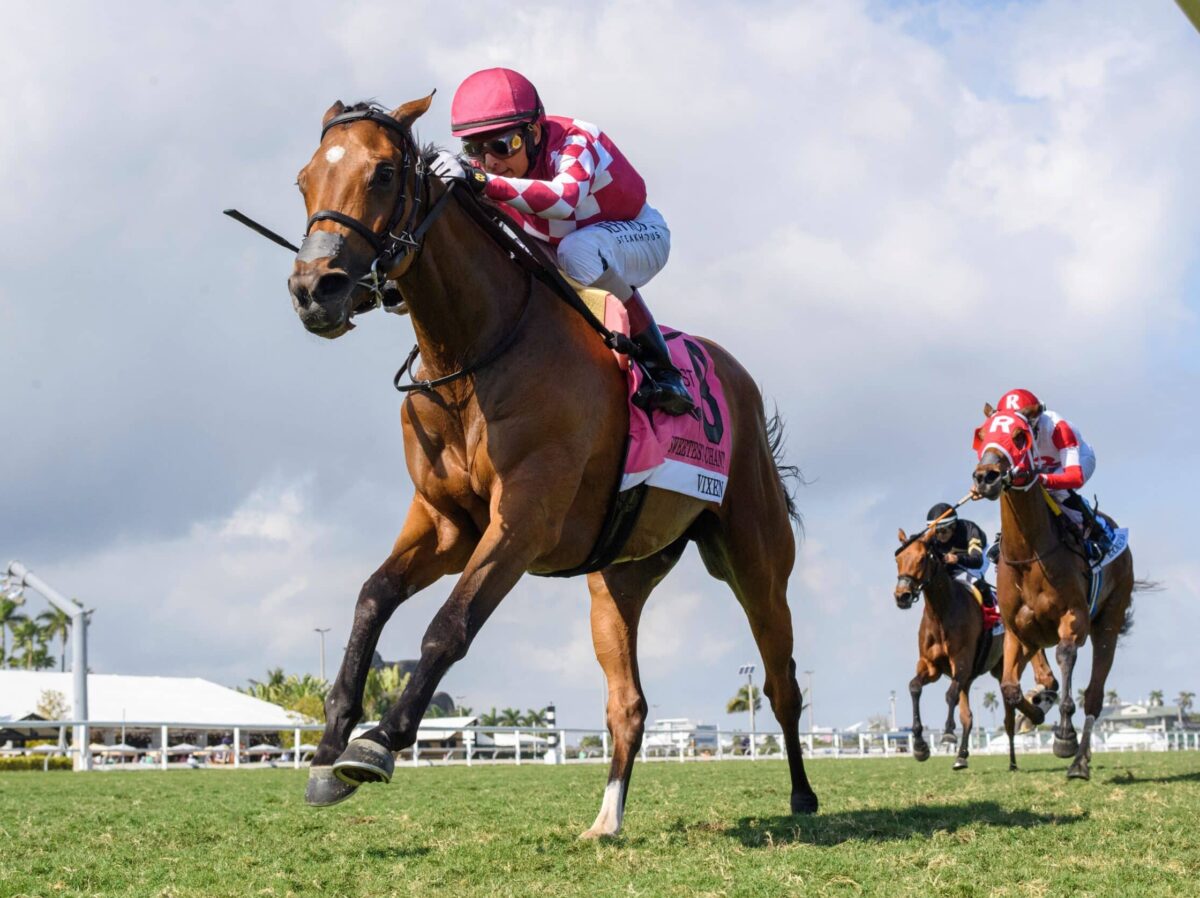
top-left (3, 0), bottom-right (1198, 732)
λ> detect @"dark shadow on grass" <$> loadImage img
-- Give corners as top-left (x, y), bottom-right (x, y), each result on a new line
top-left (1103, 770), bottom-right (1200, 786)
top-left (362, 846), bottom-right (432, 860)
top-left (717, 801), bottom-right (1086, 847)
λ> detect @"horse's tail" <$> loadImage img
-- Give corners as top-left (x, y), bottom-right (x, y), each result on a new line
top-left (765, 404), bottom-right (804, 531)
top-left (1123, 578), bottom-right (1163, 636)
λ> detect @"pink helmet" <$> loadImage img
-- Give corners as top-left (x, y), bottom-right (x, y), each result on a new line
top-left (450, 68), bottom-right (544, 138)
top-left (996, 388), bottom-right (1042, 417)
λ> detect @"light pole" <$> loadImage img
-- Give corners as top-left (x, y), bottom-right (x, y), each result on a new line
top-left (804, 669), bottom-right (814, 733)
top-left (314, 628), bottom-right (331, 682)
top-left (5, 562), bottom-right (91, 770)
top-left (738, 664), bottom-right (757, 760)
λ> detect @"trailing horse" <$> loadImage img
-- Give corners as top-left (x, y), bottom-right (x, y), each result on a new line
top-left (894, 530), bottom-right (1057, 769)
top-left (973, 405), bottom-right (1136, 779)
top-left (284, 96), bottom-right (817, 836)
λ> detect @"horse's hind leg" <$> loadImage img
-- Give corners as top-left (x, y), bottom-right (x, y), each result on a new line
top-left (307, 498), bottom-right (472, 806)
top-left (697, 508), bottom-right (817, 814)
top-left (580, 540), bottom-right (687, 840)
top-left (1070, 579), bottom-right (1131, 780)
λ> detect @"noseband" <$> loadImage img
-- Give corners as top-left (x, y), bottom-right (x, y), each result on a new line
top-left (301, 108), bottom-right (457, 309)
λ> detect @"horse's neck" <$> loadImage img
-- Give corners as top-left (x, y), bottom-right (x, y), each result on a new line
top-left (922, 565), bottom-right (958, 622)
top-left (396, 193), bottom-right (531, 373)
top-left (1001, 487), bottom-right (1056, 558)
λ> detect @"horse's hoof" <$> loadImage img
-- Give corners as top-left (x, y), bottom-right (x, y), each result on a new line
top-left (333, 737), bottom-right (395, 786)
top-left (939, 732), bottom-right (957, 746)
top-left (1067, 763), bottom-right (1090, 781)
top-left (791, 791), bottom-right (819, 815)
top-left (952, 757), bottom-right (968, 771)
top-left (306, 766), bottom-right (359, 807)
top-left (913, 743), bottom-right (931, 763)
top-left (579, 826), bottom-right (619, 841)
top-left (1053, 735), bottom-right (1079, 759)
top-left (1009, 763), bottom-right (1019, 772)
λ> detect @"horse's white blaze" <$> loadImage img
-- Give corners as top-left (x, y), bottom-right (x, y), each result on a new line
top-left (325, 145), bottom-right (346, 164)
top-left (589, 780), bottom-right (625, 835)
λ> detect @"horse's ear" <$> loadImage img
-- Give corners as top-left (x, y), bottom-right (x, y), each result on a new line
top-left (390, 91), bottom-right (436, 130)
top-left (898, 528), bottom-right (907, 543)
top-left (983, 402), bottom-right (995, 417)
top-left (322, 101), bottom-right (346, 127)
top-left (1018, 403), bottom-right (1040, 420)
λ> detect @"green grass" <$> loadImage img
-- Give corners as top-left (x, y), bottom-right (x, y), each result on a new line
top-left (3, 752), bottom-right (1199, 898)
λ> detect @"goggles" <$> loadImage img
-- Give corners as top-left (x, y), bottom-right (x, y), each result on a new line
top-left (462, 128), bottom-right (526, 160)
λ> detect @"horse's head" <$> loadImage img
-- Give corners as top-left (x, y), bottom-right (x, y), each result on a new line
top-left (971, 402), bottom-right (1038, 499)
top-left (894, 528), bottom-right (940, 609)
top-left (288, 95), bottom-right (434, 338)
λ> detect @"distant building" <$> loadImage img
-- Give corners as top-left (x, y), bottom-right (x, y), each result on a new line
top-left (1098, 700), bottom-right (1193, 733)
top-left (0, 670), bottom-right (297, 749)
top-left (643, 718), bottom-right (719, 756)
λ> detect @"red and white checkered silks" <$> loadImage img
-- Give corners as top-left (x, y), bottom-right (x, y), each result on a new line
top-left (482, 116), bottom-right (647, 245)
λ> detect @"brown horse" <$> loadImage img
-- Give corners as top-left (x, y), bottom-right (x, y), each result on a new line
top-left (284, 96), bottom-right (816, 836)
top-left (973, 405), bottom-right (1136, 779)
top-left (894, 530), bottom-right (1057, 769)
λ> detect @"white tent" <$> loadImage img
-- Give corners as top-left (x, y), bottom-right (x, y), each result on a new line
top-left (0, 671), bottom-right (298, 728)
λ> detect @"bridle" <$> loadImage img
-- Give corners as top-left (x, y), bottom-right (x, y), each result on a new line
top-left (896, 546), bottom-right (942, 607)
top-left (300, 107), bottom-right (458, 312)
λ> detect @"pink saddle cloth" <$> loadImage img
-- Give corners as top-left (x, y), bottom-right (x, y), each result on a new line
top-left (599, 297), bottom-right (732, 504)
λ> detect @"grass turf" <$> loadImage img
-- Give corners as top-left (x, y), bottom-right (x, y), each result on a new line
top-left (2, 752), bottom-right (1199, 898)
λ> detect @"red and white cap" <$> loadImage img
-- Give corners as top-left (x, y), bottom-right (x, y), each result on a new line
top-left (450, 68), bottom-right (544, 138)
top-left (996, 388), bottom-right (1042, 416)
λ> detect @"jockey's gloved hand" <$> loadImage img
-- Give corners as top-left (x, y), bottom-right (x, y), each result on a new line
top-left (430, 150), bottom-right (488, 195)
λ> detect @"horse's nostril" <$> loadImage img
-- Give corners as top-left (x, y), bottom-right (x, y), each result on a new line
top-left (293, 283), bottom-right (313, 309)
top-left (315, 272), bottom-right (351, 300)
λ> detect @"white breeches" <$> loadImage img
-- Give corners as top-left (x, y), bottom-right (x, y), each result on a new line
top-left (555, 203), bottom-right (671, 288)
top-left (1048, 443), bottom-right (1096, 525)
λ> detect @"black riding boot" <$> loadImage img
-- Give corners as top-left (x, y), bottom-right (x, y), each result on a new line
top-left (627, 294), bottom-right (694, 416)
top-left (1062, 493), bottom-right (1108, 562)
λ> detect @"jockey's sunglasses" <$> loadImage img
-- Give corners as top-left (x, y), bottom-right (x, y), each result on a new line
top-left (461, 129), bottom-right (525, 160)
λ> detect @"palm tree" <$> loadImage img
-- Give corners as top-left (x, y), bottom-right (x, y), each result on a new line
top-left (498, 707), bottom-right (523, 727)
top-left (1105, 689), bottom-right (1120, 707)
top-left (522, 708), bottom-right (548, 728)
top-left (0, 599), bottom-right (27, 666)
top-left (725, 684), bottom-right (762, 715)
top-left (983, 691), bottom-right (999, 727)
top-left (479, 707), bottom-right (500, 727)
top-left (1177, 691), bottom-right (1195, 728)
top-left (1149, 690), bottom-right (1164, 707)
top-left (10, 618), bottom-right (49, 669)
top-left (37, 608), bottom-right (71, 672)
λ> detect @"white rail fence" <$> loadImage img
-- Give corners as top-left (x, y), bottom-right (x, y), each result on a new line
top-left (6, 719), bottom-right (1200, 771)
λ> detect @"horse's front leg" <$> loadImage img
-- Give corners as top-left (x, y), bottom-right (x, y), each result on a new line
top-left (910, 662), bottom-right (937, 762)
top-left (306, 499), bottom-right (473, 806)
top-left (1053, 610), bottom-right (1087, 760)
top-left (333, 474), bottom-right (569, 784)
top-left (941, 677), bottom-right (961, 746)
top-left (953, 679), bottom-right (974, 771)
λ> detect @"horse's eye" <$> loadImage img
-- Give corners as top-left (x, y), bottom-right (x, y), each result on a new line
top-left (372, 164), bottom-right (395, 187)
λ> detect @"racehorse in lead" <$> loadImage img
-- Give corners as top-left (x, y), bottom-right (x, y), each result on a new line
top-left (284, 95), bottom-right (816, 836)
top-left (894, 530), bottom-right (1057, 769)
top-left (973, 405), bottom-right (1137, 779)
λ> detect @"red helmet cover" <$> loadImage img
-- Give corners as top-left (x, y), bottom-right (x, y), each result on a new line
top-left (450, 68), bottom-right (543, 137)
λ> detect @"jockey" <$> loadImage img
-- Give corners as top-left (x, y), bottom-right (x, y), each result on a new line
top-left (926, 502), bottom-right (997, 613)
top-left (995, 388), bottom-right (1111, 559)
top-left (437, 67), bottom-right (694, 416)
